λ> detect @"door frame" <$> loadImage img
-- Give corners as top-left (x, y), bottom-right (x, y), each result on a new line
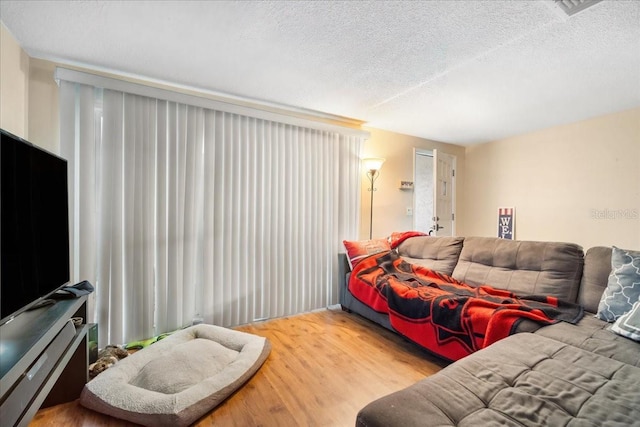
top-left (412, 148), bottom-right (457, 236)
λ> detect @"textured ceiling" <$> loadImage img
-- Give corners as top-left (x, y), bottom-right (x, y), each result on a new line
top-left (1, 0), bottom-right (639, 145)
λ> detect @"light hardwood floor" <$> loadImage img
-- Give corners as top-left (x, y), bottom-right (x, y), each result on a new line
top-left (30, 307), bottom-right (447, 427)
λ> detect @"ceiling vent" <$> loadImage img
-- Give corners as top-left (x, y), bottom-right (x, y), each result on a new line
top-left (554, 0), bottom-right (603, 16)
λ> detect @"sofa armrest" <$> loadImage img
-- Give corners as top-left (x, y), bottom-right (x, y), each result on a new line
top-left (338, 253), bottom-right (351, 307)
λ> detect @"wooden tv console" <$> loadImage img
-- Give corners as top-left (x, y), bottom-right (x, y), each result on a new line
top-left (0, 296), bottom-right (90, 426)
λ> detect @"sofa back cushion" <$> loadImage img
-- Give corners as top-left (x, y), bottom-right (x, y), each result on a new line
top-left (452, 237), bottom-right (584, 302)
top-left (397, 236), bottom-right (464, 276)
top-left (578, 246), bottom-right (613, 314)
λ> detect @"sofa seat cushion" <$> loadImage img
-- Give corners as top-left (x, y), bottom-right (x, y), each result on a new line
top-left (534, 314), bottom-right (640, 366)
top-left (80, 324), bottom-right (270, 427)
top-left (356, 333), bottom-right (640, 427)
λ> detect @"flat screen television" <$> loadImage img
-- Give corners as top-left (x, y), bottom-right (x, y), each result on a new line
top-left (1, 128), bottom-right (70, 325)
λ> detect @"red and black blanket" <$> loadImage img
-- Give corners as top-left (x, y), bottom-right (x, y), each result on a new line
top-left (349, 250), bottom-right (583, 361)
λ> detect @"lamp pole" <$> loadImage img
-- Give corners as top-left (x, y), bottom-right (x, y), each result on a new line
top-left (362, 157), bottom-right (385, 240)
top-left (367, 169), bottom-right (378, 239)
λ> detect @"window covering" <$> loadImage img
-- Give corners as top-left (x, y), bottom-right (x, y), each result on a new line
top-left (58, 72), bottom-right (363, 345)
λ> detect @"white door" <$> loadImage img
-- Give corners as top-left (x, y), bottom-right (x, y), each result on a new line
top-left (432, 150), bottom-right (456, 236)
top-left (413, 150), bottom-right (434, 234)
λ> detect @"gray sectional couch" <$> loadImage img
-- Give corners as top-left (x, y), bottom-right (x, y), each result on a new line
top-left (339, 236), bottom-right (640, 426)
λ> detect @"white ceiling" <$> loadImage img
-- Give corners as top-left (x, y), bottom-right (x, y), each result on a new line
top-left (1, 0), bottom-right (639, 145)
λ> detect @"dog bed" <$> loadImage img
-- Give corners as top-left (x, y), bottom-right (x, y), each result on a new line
top-left (80, 324), bottom-right (271, 426)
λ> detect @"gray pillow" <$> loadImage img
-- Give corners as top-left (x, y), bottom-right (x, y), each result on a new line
top-left (611, 299), bottom-right (640, 341)
top-left (596, 246), bottom-right (640, 322)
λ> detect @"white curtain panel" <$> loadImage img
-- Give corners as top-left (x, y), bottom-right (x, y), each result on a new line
top-left (59, 81), bottom-right (363, 345)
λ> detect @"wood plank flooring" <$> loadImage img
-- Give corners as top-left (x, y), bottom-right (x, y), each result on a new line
top-left (30, 307), bottom-right (447, 427)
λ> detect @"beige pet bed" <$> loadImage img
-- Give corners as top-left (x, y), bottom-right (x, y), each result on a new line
top-left (80, 324), bottom-right (271, 426)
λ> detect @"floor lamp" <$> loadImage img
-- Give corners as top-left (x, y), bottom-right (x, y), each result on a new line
top-left (363, 157), bottom-right (385, 239)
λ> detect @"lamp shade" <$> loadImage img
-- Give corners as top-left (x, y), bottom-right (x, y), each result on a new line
top-left (363, 157), bottom-right (385, 172)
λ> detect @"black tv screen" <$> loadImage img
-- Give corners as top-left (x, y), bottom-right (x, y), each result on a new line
top-left (1, 129), bottom-right (70, 325)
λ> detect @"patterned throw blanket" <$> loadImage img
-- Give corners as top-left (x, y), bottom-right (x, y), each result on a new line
top-left (349, 250), bottom-right (583, 361)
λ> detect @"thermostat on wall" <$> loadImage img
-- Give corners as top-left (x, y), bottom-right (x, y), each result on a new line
top-left (399, 181), bottom-right (414, 190)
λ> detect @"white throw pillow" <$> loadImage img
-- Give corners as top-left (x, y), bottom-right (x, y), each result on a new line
top-left (611, 299), bottom-right (640, 342)
top-left (596, 247), bottom-right (640, 322)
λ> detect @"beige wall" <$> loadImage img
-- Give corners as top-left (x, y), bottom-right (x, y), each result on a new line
top-left (0, 26), bottom-right (58, 152)
top-left (360, 127), bottom-right (466, 240)
top-left (28, 59), bottom-right (59, 152)
top-left (0, 23), bottom-right (30, 139)
top-left (462, 107), bottom-right (640, 250)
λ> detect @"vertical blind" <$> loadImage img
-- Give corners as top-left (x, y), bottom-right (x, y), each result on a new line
top-left (59, 80), bottom-right (364, 346)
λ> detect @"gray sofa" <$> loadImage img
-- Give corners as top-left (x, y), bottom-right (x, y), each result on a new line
top-left (339, 236), bottom-right (640, 426)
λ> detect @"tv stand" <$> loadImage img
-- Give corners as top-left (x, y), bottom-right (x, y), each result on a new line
top-left (0, 296), bottom-right (90, 427)
top-left (28, 298), bottom-right (57, 310)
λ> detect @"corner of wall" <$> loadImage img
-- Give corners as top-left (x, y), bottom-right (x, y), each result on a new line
top-left (28, 58), bottom-right (60, 153)
top-left (0, 23), bottom-right (30, 139)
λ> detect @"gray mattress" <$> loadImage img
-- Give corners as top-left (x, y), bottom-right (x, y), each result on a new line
top-left (356, 333), bottom-right (640, 427)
